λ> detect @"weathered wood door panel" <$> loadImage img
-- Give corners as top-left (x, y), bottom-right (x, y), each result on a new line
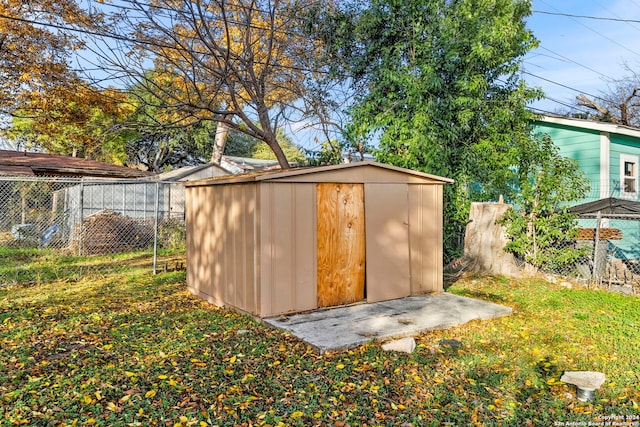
top-left (316, 183), bottom-right (365, 307)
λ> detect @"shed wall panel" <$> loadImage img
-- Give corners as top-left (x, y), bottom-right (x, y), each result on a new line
top-left (223, 184), bottom-right (257, 314)
top-left (186, 186), bottom-right (224, 305)
top-left (210, 185), bottom-right (229, 306)
top-left (293, 184), bottom-right (317, 312)
top-left (364, 183), bottom-right (411, 303)
top-left (408, 185), bottom-right (443, 293)
top-left (259, 183), bottom-right (317, 316)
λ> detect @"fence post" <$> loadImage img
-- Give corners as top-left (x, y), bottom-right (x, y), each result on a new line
top-left (592, 210), bottom-right (604, 285)
top-left (78, 177), bottom-right (84, 256)
top-left (153, 181), bottom-right (160, 275)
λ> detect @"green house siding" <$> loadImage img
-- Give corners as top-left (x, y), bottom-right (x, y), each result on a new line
top-left (532, 122), bottom-right (601, 188)
top-left (533, 118), bottom-right (640, 258)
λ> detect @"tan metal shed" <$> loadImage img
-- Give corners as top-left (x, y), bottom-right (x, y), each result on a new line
top-left (185, 161), bottom-right (453, 318)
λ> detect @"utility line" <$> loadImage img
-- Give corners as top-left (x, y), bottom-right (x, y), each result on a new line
top-left (0, 12), bottom-right (326, 75)
top-left (542, 96), bottom-right (591, 113)
top-left (592, 0), bottom-right (640, 33)
top-left (537, 0), bottom-right (640, 58)
top-left (535, 47), bottom-right (612, 80)
top-left (533, 9), bottom-right (640, 24)
top-left (521, 70), bottom-right (605, 102)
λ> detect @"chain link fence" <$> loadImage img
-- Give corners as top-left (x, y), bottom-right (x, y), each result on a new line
top-left (0, 176), bottom-right (186, 273)
top-left (531, 214), bottom-right (640, 294)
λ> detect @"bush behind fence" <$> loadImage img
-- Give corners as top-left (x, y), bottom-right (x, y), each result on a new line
top-left (518, 215), bottom-right (640, 294)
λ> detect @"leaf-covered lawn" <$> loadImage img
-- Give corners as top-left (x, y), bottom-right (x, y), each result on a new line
top-left (1, 250), bottom-right (639, 426)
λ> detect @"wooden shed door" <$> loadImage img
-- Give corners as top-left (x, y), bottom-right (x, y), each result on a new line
top-left (316, 183), bottom-right (366, 307)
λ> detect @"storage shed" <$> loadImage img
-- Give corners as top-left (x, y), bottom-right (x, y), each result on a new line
top-left (185, 161), bottom-right (453, 317)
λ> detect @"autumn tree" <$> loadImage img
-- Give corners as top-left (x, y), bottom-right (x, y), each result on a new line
top-left (89, 0), bottom-right (330, 169)
top-left (314, 0), bottom-right (541, 259)
top-left (241, 130), bottom-right (306, 163)
top-left (8, 84), bottom-right (131, 162)
top-left (0, 0), bottom-right (137, 162)
top-left (0, 1), bottom-right (98, 119)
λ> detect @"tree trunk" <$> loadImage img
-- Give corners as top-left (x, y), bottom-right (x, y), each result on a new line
top-left (269, 139), bottom-right (291, 169)
top-left (463, 202), bottom-right (520, 277)
top-left (210, 122), bottom-right (229, 165)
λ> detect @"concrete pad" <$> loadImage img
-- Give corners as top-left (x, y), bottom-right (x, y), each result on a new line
top-left (264, 293), bottom-right (512, 352)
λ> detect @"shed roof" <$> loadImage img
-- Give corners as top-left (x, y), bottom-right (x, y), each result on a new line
top-left (0, 150), bottom-right (149, 178)
top-left (185, 161), bottom-right (454, 187)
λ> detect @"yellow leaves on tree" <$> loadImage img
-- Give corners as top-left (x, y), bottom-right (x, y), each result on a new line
top-left (9, 83), bottom-right (130, 162)
top-left (0, 0), bottom-right (129, 162)
top-left (124, 0), bottom-right (323, 168)
top-left (0, 0), bottom-right (99, 112)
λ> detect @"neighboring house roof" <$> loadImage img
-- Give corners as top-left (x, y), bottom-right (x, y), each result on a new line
top-left (153, 156), bottom-right (282, 182)
top-left (569, 197), bottom-right (640, 218)
top-left (154, 162), bottom-right (232, 182)
top-left (0, 150), bottom-right (149, 178)
top-left (535, 115), bottom-right (640, 139)
top-left (220, 155), bottom-right (281, 174)
top-left (186, 160), bottom-right (454, 187)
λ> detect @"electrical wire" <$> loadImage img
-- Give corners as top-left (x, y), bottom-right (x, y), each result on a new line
top-left (521, 70), bottom-right (606, 102)
top-left (536, 0), bottom-right (640, 58)
top-left (592, 0), bottom-right (640, 33)
top-left (0, 12), bottom-right (326, 75)
top-left (533, 9), bottom-right (640, 24)
top-left (534, 47), bottom-right (613, 80)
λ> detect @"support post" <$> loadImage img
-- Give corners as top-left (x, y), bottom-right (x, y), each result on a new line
top-left (592, 211), bottom-right (605, 284)
top-left (153, 181), bottom-right (160, 275)
top-left (78, 178), bottom-right (85, 256)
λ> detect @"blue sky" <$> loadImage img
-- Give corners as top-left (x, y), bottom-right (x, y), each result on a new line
top-left (524, 0), bottom-right (640, 114)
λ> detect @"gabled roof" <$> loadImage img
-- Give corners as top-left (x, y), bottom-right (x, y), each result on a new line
top-left (154, 162), bottom-right (231, 182)
top-left (185, 161), bottom-right (454, 187)
top-left (0, 150), bottom-right (149, 178)
top-left (569, 197), bottom-right (640, 218)
top-left (221, 155), bottom-right (281, 173)
top-left (152, 156), bottom-right (285, 182)
top-left (535, 115), bottom-right (640, 139)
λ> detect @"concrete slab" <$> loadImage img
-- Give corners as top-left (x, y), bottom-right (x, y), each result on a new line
top-left (264, 293), bottom-right (512, 352)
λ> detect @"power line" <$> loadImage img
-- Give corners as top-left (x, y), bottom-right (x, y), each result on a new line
top-left (0, 12), bottom-right (326, 75)
top-left (533, 9), bottom-right (640, 24)
top-left (536, 0), bottom-right (640, 58)
top-left (592, 0), bottom-right (640, 33)
top-left (543, 96), bottom-right (590, 113)
top-left (521, 70), bottom-right (605, 102)
top-left (535, 47), bottom-right (612, 80)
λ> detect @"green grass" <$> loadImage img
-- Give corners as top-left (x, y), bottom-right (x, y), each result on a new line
top-left (1, 249), bottom-right (638, 426)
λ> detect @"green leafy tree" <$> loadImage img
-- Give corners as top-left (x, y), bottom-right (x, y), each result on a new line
top-left (498, 134), bottom-right (590, 273)
top-left (314, 0), bottom-right (541, 259)
top-left (305, 140), bottom-right (347, 166)
top-left (224, 128), bottom-right (306, 163)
